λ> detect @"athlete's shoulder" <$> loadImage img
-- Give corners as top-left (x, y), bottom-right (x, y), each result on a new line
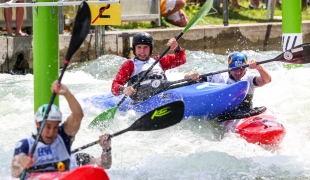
top-left (121, 59), bottom-right (134, 67)
top-left (13, 138), bottom-right (30, 155)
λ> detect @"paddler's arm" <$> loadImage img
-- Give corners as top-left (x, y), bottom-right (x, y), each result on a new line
top-left (11, 153), bottom-right (35, 178)
top-left (249, 60), bottom-right (272, 86)
top-left (158, 38), bottom-right (186, 70)
top-left (111, 60), bottom-right (134, 96)
top-left (89, 134), bottom-right (112, 169)
top-left (51, 80), bottom-right (84, 137)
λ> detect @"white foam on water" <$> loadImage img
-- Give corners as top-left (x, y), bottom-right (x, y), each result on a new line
top-left (2, 51), bottom-right (310, 179)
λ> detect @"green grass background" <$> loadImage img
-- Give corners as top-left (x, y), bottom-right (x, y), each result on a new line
top-left (110, 0), bottom-right (310, 30)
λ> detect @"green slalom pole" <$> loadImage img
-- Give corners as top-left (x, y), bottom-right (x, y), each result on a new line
top-left (282, 0), bottom-right (302, 69)
top-left (33, 3), bottom-right (59, 111)
top-left (282, 0), bottom-right (302, 50)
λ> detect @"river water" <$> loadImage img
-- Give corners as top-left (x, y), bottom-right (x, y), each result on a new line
top-left (1, 50), bottom-right (310, 180)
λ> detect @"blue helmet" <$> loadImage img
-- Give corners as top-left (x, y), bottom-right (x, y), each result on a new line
top-left (228, 52), bottom-right (248, 68)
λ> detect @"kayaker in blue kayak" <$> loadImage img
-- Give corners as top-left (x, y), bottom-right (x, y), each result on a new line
top-left (111, 31), bottom-right (186, 102)
top-left (11, 80), bottom-right (84, 178)
top-left (185, 51), bottom-right (272, 120)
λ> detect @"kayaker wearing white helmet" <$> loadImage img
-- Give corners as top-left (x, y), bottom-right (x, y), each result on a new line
top-left (185, 52), bottom-right (272, 120)
top-left (11, 80), bottom-right (84, 178)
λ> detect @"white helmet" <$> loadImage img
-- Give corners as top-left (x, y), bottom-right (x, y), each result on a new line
top-left (35, 104), bottom-right (62, 122)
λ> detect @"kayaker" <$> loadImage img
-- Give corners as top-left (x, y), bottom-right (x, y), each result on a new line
top-left (111, 31), bottom-right (186, 102)
top-left (184, 51), bottom-right (272, 120)
top-left (70, 133), bottom-right (112, 169)
top-left (11, 80), bottom-right (84, 178)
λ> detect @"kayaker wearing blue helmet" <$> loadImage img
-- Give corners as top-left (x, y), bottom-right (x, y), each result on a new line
top-left (185, 52), bottom-right (272, 120)
top-left (11, 80), bottom-right (84, 178)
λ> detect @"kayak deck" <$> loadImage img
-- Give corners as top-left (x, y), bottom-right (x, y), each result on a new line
top-left (84, 81), bottom-right (249, 120)
top-left (221, 109), bottom-right (286, 145)
top-left (26, 165), bottom-right (109, 180)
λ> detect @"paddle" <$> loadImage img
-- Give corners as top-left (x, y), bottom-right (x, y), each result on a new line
top-left (109, 41), bottom-right (310, 97)
top-left (88, 0), bottom-right (214, 128)
top-left (127, 42), bottom-right (310, 92)
top-left (73, 101), bottom-right (184, 153)
top-left (165, 42), bottom-right (310, 90)
top-left (20, 2), bottom-right (91, 180)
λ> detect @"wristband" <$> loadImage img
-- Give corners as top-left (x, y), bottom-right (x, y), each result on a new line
top-left (102, 147), bottom-right (112, 153)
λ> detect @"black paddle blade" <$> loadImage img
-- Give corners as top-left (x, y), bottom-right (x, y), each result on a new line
top-left (275, 43), bottom-right (310, 64)
top-left (128, 101), bottom-right (184, 132)
top-left (66, 2), bottom-right (91, 61)
top-left (72, 101), bottom-right (185, 153)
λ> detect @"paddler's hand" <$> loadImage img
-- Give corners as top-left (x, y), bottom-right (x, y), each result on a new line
top-left (11, 153), bottom-right (34, 178)
top-left (51, 80), bottom-right (69, 96)
top-left (185, 72), bottom-right (201, 81)
top-left (20, 155), bottom-right (35, 170)
top-left (123, 86), bottom-right (136, 96)
top-left (11, 153), bottom-right (35, 178)
top-left (167, 38), bottom-right (179, 51)
top-left (99, 134), bottom-right (111, 150)
top-left (248, 60), bottom-right (262, 70)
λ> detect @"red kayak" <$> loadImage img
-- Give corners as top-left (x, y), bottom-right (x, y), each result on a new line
top-left (221, 109), bottom-right (286, 145)
top-left (26, 165), bottom-right (109, 180)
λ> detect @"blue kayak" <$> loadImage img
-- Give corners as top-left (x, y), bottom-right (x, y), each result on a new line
top-left (84, 81), bottom-right (249, 120)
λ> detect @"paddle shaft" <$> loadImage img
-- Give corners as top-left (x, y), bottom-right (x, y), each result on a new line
top-left (75, 112), bottom-right (179, 153)
top-left (199, 53), bottom-right (308, 79)
top-left (71, 127), bottom-right (129, 153)
top-left (167, 45), bottom-right (310, 88)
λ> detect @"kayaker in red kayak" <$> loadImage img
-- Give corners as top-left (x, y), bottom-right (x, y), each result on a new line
top-left (111, 32), bottom-right (186, 102)
top-left (11, 80), bottom-right (84, 178)
top-left (185, 51), bottom-right (272, 120)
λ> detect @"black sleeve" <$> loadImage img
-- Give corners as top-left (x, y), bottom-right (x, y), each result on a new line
top-left (253, 77), bottom-right (259, 86)
top-left (201, 75), bottom-right (208, 82)
top-left (174, 45), bottom-right (181, 53)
